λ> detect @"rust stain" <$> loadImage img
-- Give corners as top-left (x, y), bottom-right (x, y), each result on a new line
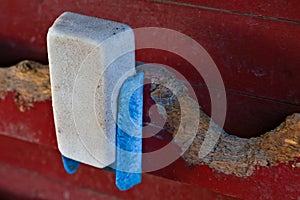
top-left (0, 60), bottom-right (51, 111)
top-left (150, 67), bottom-right (300, 177)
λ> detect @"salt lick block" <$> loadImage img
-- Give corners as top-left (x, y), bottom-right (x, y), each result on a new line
top-left (47, 12), bottom-right (135, 168)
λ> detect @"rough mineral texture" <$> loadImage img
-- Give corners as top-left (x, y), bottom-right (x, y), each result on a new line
top-left (0, 61), bottom-right (299, 177)
top-left (149, 67), bottom-right (300, 177)
top-left (0, 60), bottom-right (51, 111)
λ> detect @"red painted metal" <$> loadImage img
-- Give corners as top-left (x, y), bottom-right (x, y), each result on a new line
top-left (157, 0), bottom-right (300, 22)
top-left (0, 132), bottom-right (233, 200)
top-left (0, 0), bottom-right (300, 199)
top-left (0, 93), bottom-right (299, 199)
top-left (1, 0), bottom-right (300, 137)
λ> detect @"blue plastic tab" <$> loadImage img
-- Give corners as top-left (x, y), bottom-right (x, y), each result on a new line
top-left (61, 155), bottom-right (80, 174)
top-left (116, 71), bottom-right (144, 191)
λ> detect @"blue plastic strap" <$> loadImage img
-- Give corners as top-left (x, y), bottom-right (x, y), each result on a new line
top-left (116, 71), bottom-right (144, 191)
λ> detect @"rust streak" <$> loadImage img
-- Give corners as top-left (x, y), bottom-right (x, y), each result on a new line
top-left (150, 67), bottom-right (300, 177)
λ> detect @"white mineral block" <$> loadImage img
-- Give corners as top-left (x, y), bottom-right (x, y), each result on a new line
top-left (47, 12), bottom-right (135, 168)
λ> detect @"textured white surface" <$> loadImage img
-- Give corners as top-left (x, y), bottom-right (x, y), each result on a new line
top-left (47, 12), bottom-right (135, 168)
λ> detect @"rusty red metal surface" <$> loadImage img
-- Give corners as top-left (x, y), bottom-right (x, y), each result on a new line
top-left (1, 0), bottom-right (300, 137)
top-left (0, 134), bottom-right (231, 200)
top-left (0, 0), bottom-right (300, 199)
top-left (156, 0), bottom-right (300, 22)
top-left (0, 93), bottom-right (299, 199)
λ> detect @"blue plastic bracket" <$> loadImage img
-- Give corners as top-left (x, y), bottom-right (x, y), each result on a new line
top-left (61, 155), bottom-right (80, 174)
top-left (115, 71), bottom-right (144, 191)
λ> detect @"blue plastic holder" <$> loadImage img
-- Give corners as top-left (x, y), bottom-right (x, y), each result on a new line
top-left (115, 71), bottom-right (144, 191)
top-left (61, 155), bottom-right (80, 174)
top-left (62, 155), bottom-right (115, 174)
